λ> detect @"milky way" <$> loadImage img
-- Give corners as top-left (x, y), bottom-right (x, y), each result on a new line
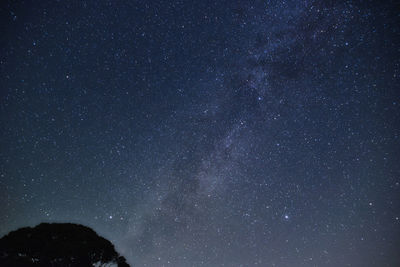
top-left (1, 1), bottom-right (399, 266)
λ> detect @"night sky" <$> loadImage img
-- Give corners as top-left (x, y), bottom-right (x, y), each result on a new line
top-left (1, 0), bottom-right (399, 266)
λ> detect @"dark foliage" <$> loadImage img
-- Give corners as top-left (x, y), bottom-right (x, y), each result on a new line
top-left (0, 223), bottom-right (129, 266)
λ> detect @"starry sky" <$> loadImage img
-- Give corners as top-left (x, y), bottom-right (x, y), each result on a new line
top-left (1, 0), bottom-right (399, 266)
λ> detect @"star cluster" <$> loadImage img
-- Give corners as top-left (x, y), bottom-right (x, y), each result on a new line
top-left (1, 0), bottom-right (399, 266)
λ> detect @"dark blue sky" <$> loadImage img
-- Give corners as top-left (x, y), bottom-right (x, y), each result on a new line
top-left (1, 0), bottom-right (399, 266)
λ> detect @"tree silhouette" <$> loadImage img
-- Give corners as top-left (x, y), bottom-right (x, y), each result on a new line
top-left (0, 223), bottom-right (129, 266)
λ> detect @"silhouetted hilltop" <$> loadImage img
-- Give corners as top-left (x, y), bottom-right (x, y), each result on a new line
top-left (0, 223), bottom-right (129, 266)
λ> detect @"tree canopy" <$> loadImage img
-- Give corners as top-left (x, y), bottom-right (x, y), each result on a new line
top-left (0, 223), bottom-right (129, 266)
